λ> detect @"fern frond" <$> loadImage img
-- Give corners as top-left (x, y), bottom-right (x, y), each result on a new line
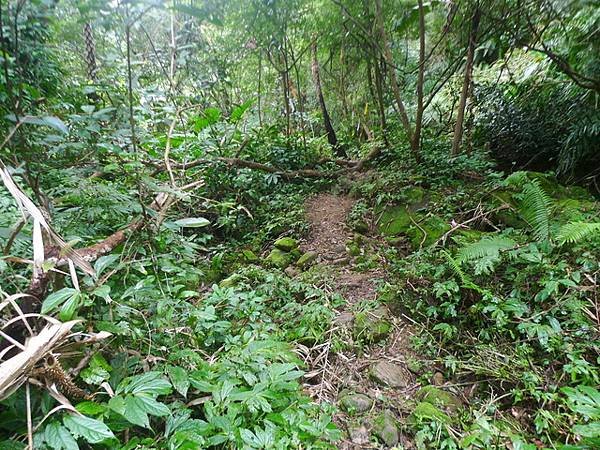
top-left (557, 222), bottom-right (600, 245)
top-left (442, 250), bottom-right (484, 292)
top-left (504, 171), bottom-right (530, 187)
top-left (519, 180), bottom-right (552, 242)
top-left (457, 236), bottom-right (517, 263)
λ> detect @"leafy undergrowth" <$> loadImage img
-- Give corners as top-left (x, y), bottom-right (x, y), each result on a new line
top-left (1, 143), bottom-right (599, 450)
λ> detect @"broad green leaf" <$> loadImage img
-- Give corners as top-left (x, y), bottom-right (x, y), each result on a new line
top-left (45, 422), bottom-right (78, 450)
top-left (167, 366), bottom-right (190, 397)
top-left (21, 115), bottom-right (69, 134)
top-left (63, 415), bottom-right (114, 444)
top-left (173, 217), bottom-right (210, 228)
top-left (59, 292), bottom-right (80, 321)
top-left (230, 100), bottom-right (254, 123)
top-left (135, 396), bottom-right (171, 417)
top-left (42, 288), bottom-right (77, 314)
top-left (117, 371), bottom-right (171, 396)
top-left (573, 422), bottom-right (600, 437)
top-left (124, 396), bottom-right (150, 428)
top-left (94, 254), bottom-right (120, 277)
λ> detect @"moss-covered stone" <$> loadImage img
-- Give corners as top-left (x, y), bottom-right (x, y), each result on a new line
top-left (377, 206), bottom-right (413, 236)
top-left (296, 251), bottom-right (318, 269)
top-left (346, 242), bottom-right (361, 257)
top-left (290, 248), bottom-right (302, 261)
top-left (373, 410), bottom-right (399, 447)
top-left (339, 393), bottom-right (373, 414)
top-left (241, 249), bottom-right (259, 262)
top-left (406, 215), bottom-right (451, 249)
top-left (274, 237), bottom-right (298, 252)
top-left (407, 402), bottom-right (451, 427)
top-left (353, 306), bottom-right (391, 343)
top-left (265, 248), bottom-right (293, 269)
top-left (352, 219), bottom-right (369, 233)
top-left (416, 386), bottom-right (462, 412)
top-left (401, 186), bottom-right (426, 205)
top-left (219, 274), bottom-right (242, 288)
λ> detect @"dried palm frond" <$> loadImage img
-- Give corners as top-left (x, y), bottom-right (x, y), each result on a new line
top-left (0, 162), bottom-right (95, 279)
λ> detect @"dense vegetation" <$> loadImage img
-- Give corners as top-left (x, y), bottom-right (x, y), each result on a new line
top-left (0, 0), bottom-right (599, 449)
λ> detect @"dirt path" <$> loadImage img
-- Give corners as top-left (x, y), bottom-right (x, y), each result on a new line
top-left (299, 193), bottom-right (418, 449)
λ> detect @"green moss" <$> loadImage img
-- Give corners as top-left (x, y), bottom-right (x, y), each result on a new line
top-left (219, 274), bottom-right (242, 288)
top-left (241, 249), bottom-right (259, 262)
top-left (274, 237), bottom-right (298, 252)
top-left (377, 206), bottom-right (413, 236)
top-left (407, 402), bottom-right (451, 426)
top-left (406, 215), bottom-right (451, 249)
top-left (265, 248), bottom-right (294, 269)
top-left (373, 410), bottom-right (399, 447)
top-left (353, 307), bottom-right (391, 343)
top-left (417, 386), bottom-right (462, 412)
top-left (296, 251), bottom-right (318, 269)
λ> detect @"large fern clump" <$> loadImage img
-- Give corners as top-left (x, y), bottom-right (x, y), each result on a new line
top-left (557, 222), bottom-right (600, 245)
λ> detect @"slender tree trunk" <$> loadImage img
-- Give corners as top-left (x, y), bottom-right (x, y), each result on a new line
top-left (311, 40), bottom-right (345, 157)
top-left (373, 57), bottom-right (390, 148)
top-left (412, 0), bottom-right (426, 160)
top-left (374, 0), bottom-right (413, 145)
top-left (257, 52), bottom-right (262, 127)
top-left (452, 7), bottom-right (481, 155)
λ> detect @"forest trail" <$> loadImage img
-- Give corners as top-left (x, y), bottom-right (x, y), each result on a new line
top-left (300, 193), bottom-right (419, 449)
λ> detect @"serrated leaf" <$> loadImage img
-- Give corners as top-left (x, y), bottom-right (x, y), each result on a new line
top-left (167, 366), bottom-right (190, 398)
top-left (63, 415), bottom-right (114, 444)
top-left (124, 396), bottom-right (150, 428)
top-left (135, 395), bottom-right (171, 417)
top-left (45, 422), bottom-right (78, 450)
top-left (117, 371), bottom-right (172, 396)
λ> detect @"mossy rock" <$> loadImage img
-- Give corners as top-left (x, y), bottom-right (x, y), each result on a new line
top-left (406, 215), bottom-right (451, 249)
top-left (290, 248), bottom-right (302, 261)
top-left (352, 219), bottom-right (370, 233)
top-left (401, 186), bottom-right (426, 206)
top-left (339, 393), bottom-right (373, 414)
top-left (346, 242), bottom-right (361, 257)
top-left (407, 402), bottom-right (451, 426)
top-left (219, 274), bottom-right (242, 288)
top-left (296, 251), bottom-right (317, 269)
top-left (241, 249), bottom-right (259, 263)
top-left (373, 410), bottom-right (399, 447)
top-left (416, 386), bottom-right (462, 412)
top-left (353, 306), bottom-right (391, 343)
top-left (265, 248), bottom-right (294, 269)
top-left (377, 206), bottom-right (413, 236)
top-left (274, 237), bottom-right (298, 252)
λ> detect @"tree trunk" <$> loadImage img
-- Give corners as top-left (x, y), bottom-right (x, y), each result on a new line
top-left (452, 7), bottom-right (481, 156)
top-left (412, 0), bottom-right (426, 160)
top-left (374, 0), bottom-right (413, 146)
top-left (311, 40), bottom-right (345, 157)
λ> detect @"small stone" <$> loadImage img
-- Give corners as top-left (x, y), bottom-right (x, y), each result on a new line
top-left (334, 312), bottom-right (354, 326)
top-left (274, 237), bottom-right (298, 252)
top-left (417, 386), bottom-right (462, 412)
top-left (339, 393), bottom-right (373, 414)
top-left (296, 251), bottom-right (318, 269)
top-left (265, 248), bottom-right (293, 269)
top-left (284, 266), bottom-right (299, 278)
top-left (353, 307), bottom-right (391, 343)
top-left (369, 361), bottom-right (411, 388)
top-left (348, 425), bottom-right (370, 445)
top-left (373, 410), bottom-right (399, 447)
top-left (432, 372), bottom-right (444, 386)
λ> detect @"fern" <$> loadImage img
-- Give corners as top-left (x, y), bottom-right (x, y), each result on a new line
top-left (442, 250), bottom-right (484, 292)
top-left (457, 236), bottom-right (517, 263)
top-left (519, 180), bottom-right (553, 242)
top-left (557, 222), bottom-right (600, 245)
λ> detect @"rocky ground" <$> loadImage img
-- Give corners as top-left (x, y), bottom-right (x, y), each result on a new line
top-left (258, 192), bottom-right (466, 449)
